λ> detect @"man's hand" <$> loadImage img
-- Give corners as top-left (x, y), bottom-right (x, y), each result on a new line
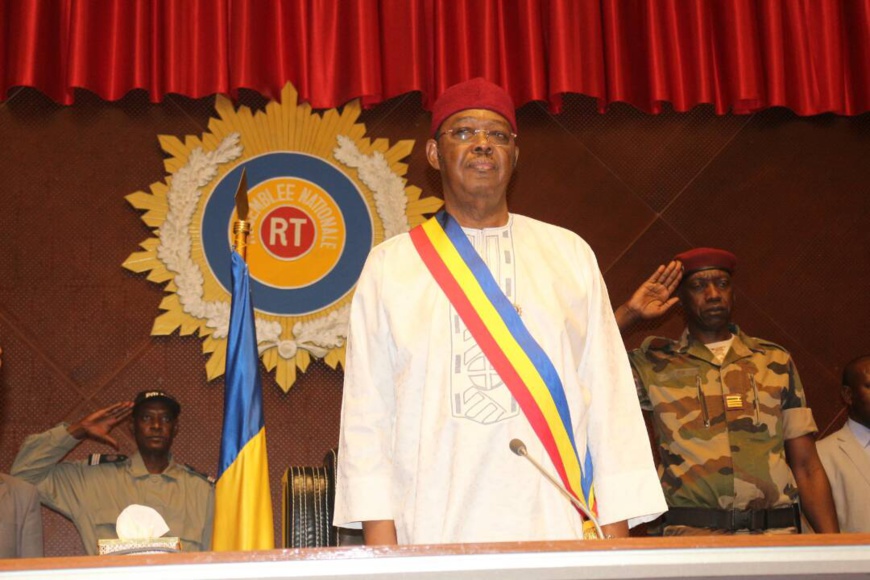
top-left (786, 434), bottom-right (840, 533)
top-left (67, 402), bottom-right (133, 450)
top-left (362, 520), bottom-right (398, 545)
top-left (600, 520), bottom-right (630, 538)
top-left (615, 261), bottom-right (682, 332)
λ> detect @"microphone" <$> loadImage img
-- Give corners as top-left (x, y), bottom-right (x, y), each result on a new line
top-left (509, 438), bottom-right (604, 539)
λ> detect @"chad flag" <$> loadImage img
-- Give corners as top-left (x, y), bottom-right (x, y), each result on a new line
top-left (212, 250), bottom-right (274, 551)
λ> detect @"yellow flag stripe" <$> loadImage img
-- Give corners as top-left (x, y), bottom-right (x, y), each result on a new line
top-left (213, 428), bottom-right (274, 551)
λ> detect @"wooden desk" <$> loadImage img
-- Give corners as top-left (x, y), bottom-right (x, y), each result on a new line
top-left (1, 534), bottom-right (868, 579)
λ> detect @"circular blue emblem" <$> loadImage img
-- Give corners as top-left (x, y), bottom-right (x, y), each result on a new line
top-left (201, 152), bottom-right (373, 316)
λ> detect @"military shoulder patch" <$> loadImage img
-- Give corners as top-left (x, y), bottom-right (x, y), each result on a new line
top-left (641, 335), bottom-right (675, 353)
top-left (747, 335), bottom-right (790, 355)
top-left (183, 464), bottom-right (216, 485)
top-left (87, 454), bottom-right (128, 466)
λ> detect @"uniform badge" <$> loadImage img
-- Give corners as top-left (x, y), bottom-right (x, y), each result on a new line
top-left (87, 454), bottom-right (127, 465)
top-left (724, 394), bottom-right (745, 410)
top-left (184, 464), bottom-right (216, 485)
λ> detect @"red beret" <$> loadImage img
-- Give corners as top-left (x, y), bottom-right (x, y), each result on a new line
top-left (430, 78), bottom-right (516, 137)
top-left (674, 247), bottom-right (737, 275)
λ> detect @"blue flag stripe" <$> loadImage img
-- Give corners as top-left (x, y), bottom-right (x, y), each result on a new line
top-left (217, 250), bottom-right (266, 479)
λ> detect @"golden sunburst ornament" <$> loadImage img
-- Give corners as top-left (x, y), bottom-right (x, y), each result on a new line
top-left (123, 83), bottom-right (442, 391)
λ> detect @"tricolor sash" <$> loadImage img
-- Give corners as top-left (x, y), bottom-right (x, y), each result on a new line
top-left (409, 211), bottom-right (598, 534)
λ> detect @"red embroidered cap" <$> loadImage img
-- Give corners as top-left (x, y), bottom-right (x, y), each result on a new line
top-left (674, 247), bottom-right (737, 276)
top-left (430, 78), bottom-right (517, 137)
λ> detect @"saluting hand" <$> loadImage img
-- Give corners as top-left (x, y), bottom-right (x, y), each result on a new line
top-left (628, 260), bottom-right (682, 319)
top-left (615, 261), bottom-right (683, 331)
top-left (67, 402), bottom-right (134, 450)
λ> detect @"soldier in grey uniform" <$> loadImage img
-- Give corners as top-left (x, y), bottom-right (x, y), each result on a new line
top-left (0, 473), bottom-right (43, 558)
top-left (1, 347), bottom-right (45, 559)
top-left (616, 248), bottom-right (839, 535)
top-left (11, 391), bottom-right (214, 555)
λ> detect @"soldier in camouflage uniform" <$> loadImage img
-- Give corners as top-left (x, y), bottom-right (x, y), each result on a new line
top-left (616, 248), bottom-right (839, 535)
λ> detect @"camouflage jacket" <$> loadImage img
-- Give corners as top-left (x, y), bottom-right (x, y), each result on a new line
top-left (629, 325), bottom-right (817, 511)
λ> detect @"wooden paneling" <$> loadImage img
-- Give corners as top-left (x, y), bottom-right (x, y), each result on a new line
top-left (0, 86), bottom-right (867, 555)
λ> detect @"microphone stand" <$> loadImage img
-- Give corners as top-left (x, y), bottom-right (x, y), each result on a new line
top-left (510, 438), bottom-right (604, 539)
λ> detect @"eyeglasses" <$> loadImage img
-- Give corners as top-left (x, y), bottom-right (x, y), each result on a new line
top-left (437, 127), bottom-right (517, 146)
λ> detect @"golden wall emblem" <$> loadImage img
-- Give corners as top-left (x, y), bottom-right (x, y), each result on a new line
top-left (124, 83), bottom-right (441, 390)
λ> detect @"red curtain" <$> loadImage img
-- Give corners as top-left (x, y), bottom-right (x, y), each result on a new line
top-left (1, 0), bottom-right (867, 115)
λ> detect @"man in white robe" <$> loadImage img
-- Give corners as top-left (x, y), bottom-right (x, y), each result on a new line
top-left (335, 78), bottom-right (666, 545)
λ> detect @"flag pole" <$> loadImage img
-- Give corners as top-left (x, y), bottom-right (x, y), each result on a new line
top-left (233, 168), bottom-right (251, 260)
top-left (213, 167), bottom-right (275, 551)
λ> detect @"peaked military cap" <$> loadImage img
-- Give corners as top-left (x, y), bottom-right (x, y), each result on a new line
top-left (133, 390), bottom-right (181, 417)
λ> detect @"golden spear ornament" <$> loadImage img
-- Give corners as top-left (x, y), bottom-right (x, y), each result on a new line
top-left (232, 169), bottom-right (251, 262)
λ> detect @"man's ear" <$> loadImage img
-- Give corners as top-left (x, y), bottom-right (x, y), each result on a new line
top-left (842, 385), bottom-right (853, 408)
top-left (512, 145), bottom-right (519, 169)
top-left (425, 139), bottom-right (441, 170)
